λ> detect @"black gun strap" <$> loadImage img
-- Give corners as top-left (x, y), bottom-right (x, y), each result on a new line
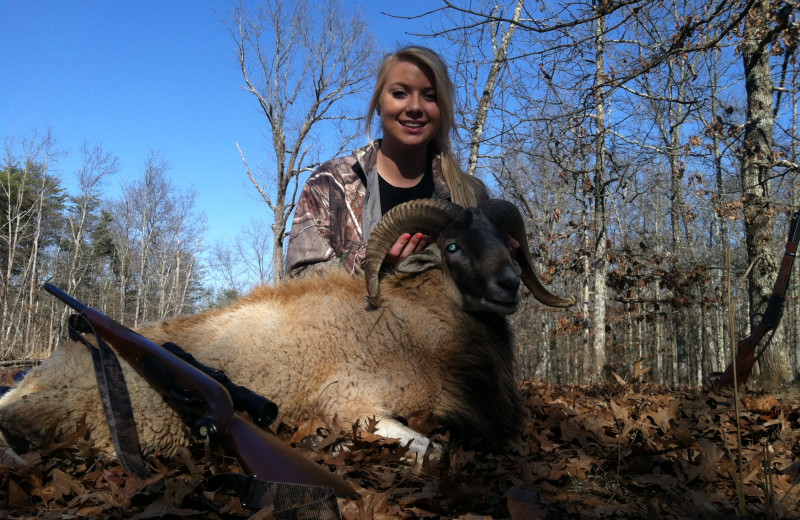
top-left (68, 313), bottom-right (150, 480)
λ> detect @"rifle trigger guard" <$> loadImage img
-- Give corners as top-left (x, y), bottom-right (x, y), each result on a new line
top-left (168, 387), bottom-right (205, 409)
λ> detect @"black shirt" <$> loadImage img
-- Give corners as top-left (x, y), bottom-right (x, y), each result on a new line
top-left (378, 170), bottom-right (435, 215)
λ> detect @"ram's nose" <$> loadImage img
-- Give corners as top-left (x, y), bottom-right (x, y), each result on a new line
top-left (496, 265), bottom-right (521, 296)
top-left (480, 265), bottom-right (522, 315)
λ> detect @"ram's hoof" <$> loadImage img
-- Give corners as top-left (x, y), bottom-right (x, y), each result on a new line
top-left (0, 444), bottom-right (30, 468)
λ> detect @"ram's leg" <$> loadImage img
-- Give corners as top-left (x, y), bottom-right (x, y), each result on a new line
top-left (0, 340), bottom-right (191, 463)
top-left (365, 416), bottom-right (446, 474)
top-left (370, 417), bottom-right (434, 456)
top-left (0, 342), bottom-right (108, 459)
top-left (0, 384), bottom-right (114, 458)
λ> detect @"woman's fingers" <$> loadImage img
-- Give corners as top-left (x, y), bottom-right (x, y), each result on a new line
top-left (386, 233), bottom-right (429, 266)
top-left (407, 232), bottom-right (429, 255)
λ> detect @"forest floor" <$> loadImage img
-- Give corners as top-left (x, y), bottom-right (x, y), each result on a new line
top-left (0, 365), bottom-right (799, 519)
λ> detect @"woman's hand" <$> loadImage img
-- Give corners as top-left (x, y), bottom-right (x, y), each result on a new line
top-left (385, 233), bottom-right (429, 266)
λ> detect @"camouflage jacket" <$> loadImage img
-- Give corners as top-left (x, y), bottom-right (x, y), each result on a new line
top-left (285, 140), bottom-right (488, 277)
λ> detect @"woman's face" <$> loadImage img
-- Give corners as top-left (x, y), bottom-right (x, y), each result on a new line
top-left (378, 59), bottom-right (441, 154)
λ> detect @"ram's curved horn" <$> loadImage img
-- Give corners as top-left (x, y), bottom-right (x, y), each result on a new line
top-left (479, 199), bottom-right (575, 308)
top-left (364, 198), bottom-right (463, 308)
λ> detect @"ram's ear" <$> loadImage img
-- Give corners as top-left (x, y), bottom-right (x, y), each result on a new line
top-left (395, 245), bottom-right (442, 273)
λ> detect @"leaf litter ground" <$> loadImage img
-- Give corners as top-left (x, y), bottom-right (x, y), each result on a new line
top-left (1, 371), bottom-right (799, 519)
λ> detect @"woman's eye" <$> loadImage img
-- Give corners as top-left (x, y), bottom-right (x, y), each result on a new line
top-left (392, 90), bottom-right (407, 98)
top-left (424, 92), bottom-right (437, 102)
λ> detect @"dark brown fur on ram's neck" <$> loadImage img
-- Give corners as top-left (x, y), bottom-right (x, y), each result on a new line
top-left (379, 262), bottom-right (523, 450)
top-left (441, 313), bottom-right (522, 447)
top-left (378, 267), bottom-right (522, 448)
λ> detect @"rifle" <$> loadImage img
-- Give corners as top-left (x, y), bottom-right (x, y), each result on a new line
top-left (716, 210), bottom-right (800, 389)
top-left (43, 283), bottom-right (357, 501)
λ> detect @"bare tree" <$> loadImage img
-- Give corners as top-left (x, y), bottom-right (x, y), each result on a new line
top-left (237, 219), bottom-right (274, 285)
top-left (589, 5), bottom-right (610, 379)
top-left (738, 0), bottom-right (795, 386)
top-left (112, 151), bottom-right (205, 326)
top-left (0, 131), bottom-right (64, 358)
top-left (420, 0), bottom-right (797, 387)
top-left (206, 240), bottom-right (245, 299)
top-left (64, 143), bottom-right (119, 297)
top-left (206, 218), bottom-right (273, 297)
top-left (456, 0), bottom-right (524, 177)
top-left (151, 193), bottom-right (204, 318)
top-left (229, 0), bottom-right (378, 280)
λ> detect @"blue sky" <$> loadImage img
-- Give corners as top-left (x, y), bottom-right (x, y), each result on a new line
top-left (1, 1), bottom-right (436, 248)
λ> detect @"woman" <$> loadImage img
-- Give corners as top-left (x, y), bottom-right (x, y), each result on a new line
top-left (285, 46), bottom-right (489, 277)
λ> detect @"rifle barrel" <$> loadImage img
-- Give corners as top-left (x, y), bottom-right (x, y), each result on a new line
top-left (44, 283), bottom-right (88, 313)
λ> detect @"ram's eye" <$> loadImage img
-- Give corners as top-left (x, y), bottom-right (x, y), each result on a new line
top-left (446, 243), bottom-right (459, 253)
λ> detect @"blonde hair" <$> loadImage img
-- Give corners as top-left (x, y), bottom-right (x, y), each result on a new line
top-left (366, 46), bottom-right (481, 207)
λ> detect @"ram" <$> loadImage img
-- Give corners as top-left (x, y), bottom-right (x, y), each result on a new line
top-left (0, 198), bottom-right (573, 464)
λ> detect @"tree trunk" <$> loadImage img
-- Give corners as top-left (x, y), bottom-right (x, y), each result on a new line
top-left (465, 0), bottom-right (523, 177)
top-left (591, 8), bottom-right (608, 379)
top-left (739, 0), bottom-right (791, 386)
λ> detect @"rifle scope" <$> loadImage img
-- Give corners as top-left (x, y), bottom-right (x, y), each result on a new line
top-left (159, 342), bottom-right (279, 429)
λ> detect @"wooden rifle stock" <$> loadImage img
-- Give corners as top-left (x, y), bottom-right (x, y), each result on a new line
top-left (43, 284), bottom-right (357, 499)
top-left (716, 210), bottom-right (800, 388)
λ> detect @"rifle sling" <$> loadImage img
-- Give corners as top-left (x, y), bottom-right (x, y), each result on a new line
top-left (68, 313), bottom-right (151, 480)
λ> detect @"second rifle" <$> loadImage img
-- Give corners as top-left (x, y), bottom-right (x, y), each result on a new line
top-left (716, 210), bottom-right (800, 388)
